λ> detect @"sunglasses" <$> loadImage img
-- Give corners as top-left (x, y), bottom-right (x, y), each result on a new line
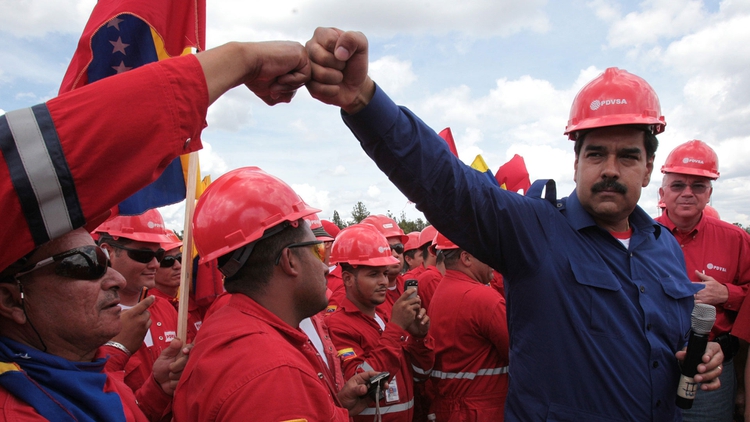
top-left (15, 245), bottom-right (110, 281)
top-left (160, 253), bottom-right (182, 268)
top-left (274, 240), bottom-right (326, 265)
top-left (389, 243), bottom-right (404, 255)
top-left (109, 243), bottom-right (165, 264)
top-left (667, 182), bottom-right (710, 195)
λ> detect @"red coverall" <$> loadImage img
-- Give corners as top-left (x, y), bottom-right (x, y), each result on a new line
top-left (417, 266), bottom-right (442, 315)
top-left (427, 270), bottom-right (509, 421)
top-left (149, 288), bottom-right (202, 343)
top-left (172, 293), bottom-right (349, 422)
top-left (327, 297), bottom-right (435, 421)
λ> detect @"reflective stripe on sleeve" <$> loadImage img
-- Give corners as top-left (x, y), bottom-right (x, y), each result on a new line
top-left (430, 366), bottom-right (509, 380)
top-left (358, 361), bottom-right (375, 372)
top-left (0, 105), bottom-right (83, 245)
top-left (412, 364), bottom-right (432, 375)
top-left (358, 397), bottom-right (414, 415)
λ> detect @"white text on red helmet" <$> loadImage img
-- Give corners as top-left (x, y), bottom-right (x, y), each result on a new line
top-left (383, 223), bottom-right (394, 229)
top-left (147, 221), bottom-right (165, 229)
top-left (683, 158), bottom-right (704, 164)
top-left (378, 246), bottom-right (388, 253)
top-left (589, 99), bottom-right (628, 111)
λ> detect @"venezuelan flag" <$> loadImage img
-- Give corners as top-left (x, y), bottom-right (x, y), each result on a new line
top-left (59, 0), bottom-right (205, 215)
top-left (470, 154), bottom-right (500, 187)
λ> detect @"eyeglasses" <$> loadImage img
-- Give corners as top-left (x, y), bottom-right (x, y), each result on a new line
top-left (274, 240), bottom-right (326, 265)
top-left (389, 243), bottom-right (404, 255)
top-left (160, 253), bottom-right (182, 268)
top-left (667, 182), bottom-right (711, 194)
top-left (109, 243), bottom-right (165, 264)
top-left (15, 245), bottom-right (109, 281)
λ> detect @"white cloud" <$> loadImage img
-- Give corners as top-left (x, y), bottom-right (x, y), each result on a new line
top-left (0, 0), bottom-right (96, 36)
top-left (333, 165), bottom-right (347, 176)
top-left (367, 185), bottom-right (381, 198)
top-left (197, 142), bottom-right (229, 178)
top-left (605, 0), bottom-right (706, 48)
top-left (292, 183), bottom-right (331, 211)
top-left (369, 56), bottom-right (416, 95)
top-left (204, 0), bottom-right (550, 46)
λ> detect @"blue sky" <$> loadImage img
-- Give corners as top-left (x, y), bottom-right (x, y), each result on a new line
top-left (1, 0), bottom-right (749, 231)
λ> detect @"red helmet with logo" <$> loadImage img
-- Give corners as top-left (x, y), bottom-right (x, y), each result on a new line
top-left (93, 208), bottom-right (172, 244)
top-left (162, 230), bottom-right (183, 252)
top-left (305, 213), bottom-right (335, 241)
top-left (418, 225), bottom-right (438, 249)
top-left (660, 140), bottom-right (719, 179)
top-left (403, 231), bottom-right (422, 253)
top-left (192, 167), bottom-right (320, 264)
top-left (565, 67), bottom-right (665, 140)
top-left (433, 232), bottom-right (459, 250)
top-left (329, 224), bottom-right (400, 267)
top-left (361, 215), bottom-right (409, 244)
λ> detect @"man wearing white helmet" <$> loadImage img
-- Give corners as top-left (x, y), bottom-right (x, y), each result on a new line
top-left (656, 140), bottom-right (750, 422)
top-left (306, 28), bottom-right (723, 421)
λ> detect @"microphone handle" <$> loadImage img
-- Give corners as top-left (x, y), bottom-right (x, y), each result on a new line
top-left (676, 331), bottom-right (710, 409)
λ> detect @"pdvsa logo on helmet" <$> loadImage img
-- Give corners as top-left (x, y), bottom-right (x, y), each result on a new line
top-left (707, 263), bottom-right (727, 272)
top-left (683, 157), bottom-right (705, 165)
top-left (590, 99), bottom-right (628, 111)
top-left (383, 223), bottom-right (394, 229)
top-left (378, 246), bottom-right (388, 253)
top-left (147, 221), bottom-right (165, 229)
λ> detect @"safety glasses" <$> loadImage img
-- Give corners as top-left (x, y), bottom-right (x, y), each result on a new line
top-left (667, 182), bottom-right (710, 195)
top-left (15, 245), bottom-right (110, 281)
top-left (160, 253), bottom-right (182, 268)
top-left (389, 243), bottom-right (404, 255)
top-left (109, 243), bottom-right (165, 264)
top-left (275, 240), bottom-right (326, 265)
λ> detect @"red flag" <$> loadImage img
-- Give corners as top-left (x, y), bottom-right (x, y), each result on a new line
top-left (438, 127), bottom-right (459, 157)
top-left (60, 0), bottom-right (205, 93)
top-left (495, 154), bottom-right (531, 193)
top-left (58, 0), bottom-right (205, 215)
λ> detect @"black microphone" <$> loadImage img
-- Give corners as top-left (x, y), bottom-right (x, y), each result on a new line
top-left (676, 303), bottom-right (716, 409)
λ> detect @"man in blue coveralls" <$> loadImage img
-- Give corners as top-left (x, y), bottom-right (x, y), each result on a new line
top-left (305, 27), bottom-right (723, 422)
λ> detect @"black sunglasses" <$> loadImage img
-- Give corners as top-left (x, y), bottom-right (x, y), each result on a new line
top-left (160, 253), bottom-right (182, 268)
top-left (389, 243), bottom-right (404, 255)
top-left (109, 243), bottom-right (165, 264)
top-left (15, 245), bottom-right (110, 281)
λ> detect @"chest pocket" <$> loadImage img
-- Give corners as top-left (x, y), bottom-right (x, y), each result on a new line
top-left (570, 259), bottom-right (626, 339)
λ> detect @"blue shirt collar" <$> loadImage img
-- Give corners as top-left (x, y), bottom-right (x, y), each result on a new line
top-left (565, 189), bottom-right (660, 238)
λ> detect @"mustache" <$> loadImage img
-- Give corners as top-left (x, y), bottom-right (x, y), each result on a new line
top-left (591, 178), bottom-right (627, 194)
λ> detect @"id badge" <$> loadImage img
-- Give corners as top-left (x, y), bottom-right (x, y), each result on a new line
top-left (385, 375), bottom-right (400, 403)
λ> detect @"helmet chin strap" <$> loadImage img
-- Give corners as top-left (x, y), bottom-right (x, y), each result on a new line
top-left (17, 281), bottom-right (48, 353)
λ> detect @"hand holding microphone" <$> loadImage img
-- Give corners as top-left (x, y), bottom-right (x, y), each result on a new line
top-left (676, 303), bottom-right (716, 409)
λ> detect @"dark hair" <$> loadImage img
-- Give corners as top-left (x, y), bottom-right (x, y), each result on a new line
top-left (440, 249), bottom-right (460, 268)
top-left (96, 233), bottom-right (134, 247)
top-left (219, 223), bottom-right (306, 295)
top-left (574, 128), bottom-right (659, 159)
top-left (339, 263), bottom-right (359, 276)
top-left (419, 243), bottom-right (432, 261)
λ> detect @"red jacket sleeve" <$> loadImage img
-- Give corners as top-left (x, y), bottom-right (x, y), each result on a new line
top-left (0, 53), bottom-right (208, 273)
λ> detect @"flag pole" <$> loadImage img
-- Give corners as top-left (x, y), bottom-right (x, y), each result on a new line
top-left (177, 151), bottom-right (199, 342)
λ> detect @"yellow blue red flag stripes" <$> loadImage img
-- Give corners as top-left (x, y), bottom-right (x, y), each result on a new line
top-left (59, 0), bottom-right (205, 215)
top-left (470, 154), bottom-right (500, 187)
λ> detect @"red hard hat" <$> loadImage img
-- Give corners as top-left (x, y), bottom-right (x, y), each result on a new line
top-left (361, 215), bottom-right (409, 244)
top-left (192, 167), bottom-right (320, 264)
top-left (305, 213), bottom-right (334, 241)
top-left (418, 225), bottom-right (438, 248)
top-left (433, 232), bottom-right (459, 250)
top-left (403, 232), bottom-right (422, 252)
top-left (321, 220), bottom-right (341, 239)
top-left (564, 67), bottom-right (665, 140)
top-left (660, 140), bottom-right (719, 179)
top-left (162, 230), bottom-right (183, 252)
top-left (93, 208), bottom-right (172, 244)
top-left (703, 205), bottom-right (720, 219)
top-left (329, 224), bottom-right (400, 267)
